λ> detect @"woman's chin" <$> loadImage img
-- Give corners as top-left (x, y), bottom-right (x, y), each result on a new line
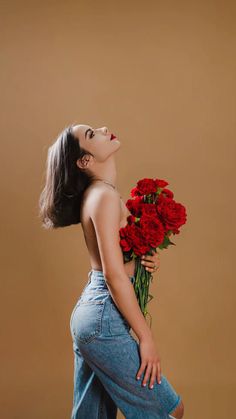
top-left (111, 140), bottom-right (121, 151)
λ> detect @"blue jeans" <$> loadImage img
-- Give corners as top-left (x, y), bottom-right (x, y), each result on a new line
top-left (69, 269), bottom-right (182, 419)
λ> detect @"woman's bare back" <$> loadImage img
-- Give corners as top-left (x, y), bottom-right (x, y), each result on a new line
top-left (80, 183), bottom-right (133, 274)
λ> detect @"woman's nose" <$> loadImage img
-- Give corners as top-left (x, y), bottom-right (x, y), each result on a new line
top-left (102, 127), bottom-right (108, 134)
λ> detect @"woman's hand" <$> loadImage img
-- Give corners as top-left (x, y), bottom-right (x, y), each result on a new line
top-left (141, 249), bottom-right (160, 274)
top-left (124, 249), bottom-right (160, 277)
top-left (136, 335), bottom-right (162, 389)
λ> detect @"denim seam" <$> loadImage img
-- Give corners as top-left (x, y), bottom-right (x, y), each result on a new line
top-left (78, 301), bottom-right (105, 305)
top-left (83, 290), bottom-right (110, 295)
top-left (167, 394), bottom-right (182, 415)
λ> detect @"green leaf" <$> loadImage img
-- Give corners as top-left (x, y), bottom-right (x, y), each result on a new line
top-left (159, 235), bottom-right (176, 249)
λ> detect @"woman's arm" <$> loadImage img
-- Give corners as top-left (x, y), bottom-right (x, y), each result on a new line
top-left (124, 251), bottom-right (160, 276)
top-left (90, 188), bottom-right (152, 341)
top-left (123, 258), bottom-right (135, 277)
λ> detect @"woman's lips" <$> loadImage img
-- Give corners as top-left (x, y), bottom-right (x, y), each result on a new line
top-left (110, 133), bottom-right (117, 140)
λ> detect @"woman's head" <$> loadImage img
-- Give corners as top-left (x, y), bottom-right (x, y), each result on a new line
top-left (38, 123), bottom-right (120, 229)
top-left (72, 124), bottom-right (120, 168)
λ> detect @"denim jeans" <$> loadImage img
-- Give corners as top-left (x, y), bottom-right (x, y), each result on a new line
top-left (69, 269), bottom-right (182, 419)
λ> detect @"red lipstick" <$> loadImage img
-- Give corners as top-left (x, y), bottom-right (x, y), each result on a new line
top-left (110, 133), bottom-right (117, 140)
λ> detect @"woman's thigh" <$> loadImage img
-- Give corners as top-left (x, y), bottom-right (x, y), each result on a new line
top-left (71, 297), bottom-right (182, 419)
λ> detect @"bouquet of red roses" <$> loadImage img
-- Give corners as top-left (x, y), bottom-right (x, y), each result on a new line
top-left (119, 178), bottom-right (187, 327)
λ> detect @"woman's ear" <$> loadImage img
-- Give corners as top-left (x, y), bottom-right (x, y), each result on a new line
top-left (76, 154), bottom-right (92, 170)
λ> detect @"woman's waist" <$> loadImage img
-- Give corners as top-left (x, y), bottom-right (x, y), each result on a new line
top-left (85, 269), bottom-right (134, 291)
top-left (75, 269), bottom-right (135, 306)
top-left (88, 269), bottom-right (135, 285)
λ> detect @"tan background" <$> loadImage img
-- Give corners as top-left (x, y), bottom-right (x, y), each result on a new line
top-left (1, 1), bottom-right (235, 418)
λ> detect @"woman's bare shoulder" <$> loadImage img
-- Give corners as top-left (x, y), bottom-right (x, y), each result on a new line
top-left (83, 184), bottom-right (121, 215)
top-left (85, 183), bottom-right (121, 202)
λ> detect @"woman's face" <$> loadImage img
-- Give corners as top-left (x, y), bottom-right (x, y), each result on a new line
top-left (72, 124), bottom-right (121, 168)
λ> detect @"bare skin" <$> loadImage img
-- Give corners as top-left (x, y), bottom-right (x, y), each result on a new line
top-left (79, 180), bottom-right (159, 277)
top-left (72, 123), bottom-right (161, 279)
top-left (169, 400), bottom-right (185, 418)
top-left (70, 124), bottom-right (183, 408)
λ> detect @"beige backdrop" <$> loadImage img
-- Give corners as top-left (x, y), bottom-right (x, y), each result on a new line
top-left (1, 1), bottom-right (235, 418)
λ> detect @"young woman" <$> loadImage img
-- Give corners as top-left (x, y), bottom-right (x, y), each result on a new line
top-left (39, 124), bottom-right (184, 419)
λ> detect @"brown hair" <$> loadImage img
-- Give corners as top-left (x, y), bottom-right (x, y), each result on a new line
top-left (38, 124), bottom-right (96, 229)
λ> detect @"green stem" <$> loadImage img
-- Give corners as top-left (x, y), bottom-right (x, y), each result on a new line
top-left (133, 256), bottom-right (153, 328)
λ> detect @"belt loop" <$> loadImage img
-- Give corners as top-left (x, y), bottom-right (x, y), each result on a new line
top-left (88, 269), bottom-right (92, 283)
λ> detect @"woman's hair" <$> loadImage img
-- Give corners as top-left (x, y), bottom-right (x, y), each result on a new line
top-left (38, 124), bottom-right (96, 229)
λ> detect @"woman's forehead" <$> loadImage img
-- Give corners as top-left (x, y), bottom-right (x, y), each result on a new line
top-left (73, 124), bottom-right (91, 138)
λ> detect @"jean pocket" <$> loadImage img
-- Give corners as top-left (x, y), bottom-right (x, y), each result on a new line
top-left (70, 300), bottom-right (106, 344)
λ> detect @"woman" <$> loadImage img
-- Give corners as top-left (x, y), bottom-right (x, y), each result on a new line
top-left (39, 124), bottom-right (184, 419)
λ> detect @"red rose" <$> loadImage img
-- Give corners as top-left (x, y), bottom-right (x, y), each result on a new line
top-left (126, 196), bottom-right (143, 217)
top-left (126, 214), bottom-right (136, 225)
top-left (140, 214), bottom-right (165, 247)
top-left (136, 178), bottom-right (158, 195)
top-left (119, 223), bottom-right (150, 256)
top-left (120, 224), bottom-right (136, 248)
top-left (154, 178), bottom-right (169, 188)
top-left (119, 227), bottom-right (132, 252)
top-left (157, 197), bottom-right (187, 234)
top-left (131, 186), bottom-right (139, 197)
top-left (131, 225), bottom-right (150, 256)
top-left (161, 188), bottom-right (174, 199)
top-left (140, 203), bottom-right (157, 217)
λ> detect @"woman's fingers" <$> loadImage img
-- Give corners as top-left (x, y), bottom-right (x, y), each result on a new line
top-left (141, 251), bottom-right (160, 272)
top-left (136, 361), bottom-right (146, 381)
top-left (149, 363), bottom-right (157, 389)
top-left (136, 361), bottom-right (161, 389)
top-left (157, 361), bottom-right (162, 384)
top-left (141, 362), bottom-right (152, 387)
